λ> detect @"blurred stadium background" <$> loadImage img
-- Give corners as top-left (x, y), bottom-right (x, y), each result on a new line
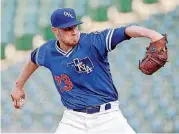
top-left (1, 0), bottom-right (179, 133)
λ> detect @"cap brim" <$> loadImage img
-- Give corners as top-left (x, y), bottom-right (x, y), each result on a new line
top-left (57, 20), bottom-right (83, 28)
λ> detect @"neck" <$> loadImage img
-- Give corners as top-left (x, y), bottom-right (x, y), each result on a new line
top-left (57, 40), bottom-right (73, 52)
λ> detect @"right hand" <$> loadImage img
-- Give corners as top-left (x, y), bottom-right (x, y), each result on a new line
top-left (11, 87), bottom-right (25, 109)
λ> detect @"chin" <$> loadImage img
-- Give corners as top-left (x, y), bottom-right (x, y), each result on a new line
top-left (70, 40), bottom-right (79, 46)
top-left (71, 42), bottom-right (78, 46)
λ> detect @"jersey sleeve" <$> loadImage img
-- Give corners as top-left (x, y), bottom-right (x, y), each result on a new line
top-left (91, 26), bottom-right (131, 57)
top-left (31, 44), bottom-right (49, 68)
top-left (111, 27), bottom-right (131, 50)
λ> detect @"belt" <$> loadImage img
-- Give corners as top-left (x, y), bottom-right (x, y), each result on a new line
top-left (73, 103), bottom-right (111, 114)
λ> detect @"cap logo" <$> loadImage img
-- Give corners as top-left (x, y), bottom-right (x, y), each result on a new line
top-left (64, 11), bottom-right (74, 18)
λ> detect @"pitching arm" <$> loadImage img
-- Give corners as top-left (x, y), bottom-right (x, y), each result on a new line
top-left (11, 59), bottom-right (39, 109)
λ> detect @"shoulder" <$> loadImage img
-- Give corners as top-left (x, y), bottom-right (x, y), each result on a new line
top-left (79, 29), bottom-right (112, 41)
top-left (90, 29), bottom-right (114, 42)
top-left (40, 39), bottom-right (56, 49)
top-left (38, 39), bottom-right (56, 53)
top-left (37, 39), bottom-right (56, 57)
top-left (91, 29), bottom-right (111, 35)
top-left (34, 40), bottom-right (56, 67)
top-left (83, 29), bottom-right (111, 36)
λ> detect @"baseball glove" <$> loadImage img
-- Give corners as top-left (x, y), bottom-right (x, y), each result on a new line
top-left (139, 34), bottom-right (168, 75)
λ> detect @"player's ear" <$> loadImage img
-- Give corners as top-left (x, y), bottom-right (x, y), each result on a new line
top-left (51, 27), bottom-right (57, 34)
top-left (51, 27), bottom-right (59, 38)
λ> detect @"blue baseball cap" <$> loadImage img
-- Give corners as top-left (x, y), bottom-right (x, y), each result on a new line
top-left (50, 8), bottom-right (83, 28)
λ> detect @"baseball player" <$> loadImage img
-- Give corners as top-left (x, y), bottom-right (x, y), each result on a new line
top-left (11, 8), bottom-right (163, 134)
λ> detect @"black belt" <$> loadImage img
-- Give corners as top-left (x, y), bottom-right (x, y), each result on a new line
top-left (73, 103), bottom-right (111, 114)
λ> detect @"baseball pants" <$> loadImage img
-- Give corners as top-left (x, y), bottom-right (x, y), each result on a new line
top-left (55, 101), bottom-right (136, 134)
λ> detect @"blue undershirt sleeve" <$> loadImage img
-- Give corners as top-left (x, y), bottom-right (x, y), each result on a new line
top-left (30, 46), bottom-right (47, 67)
top-left (111, 27), bottom-right (131, 50)
top-left (31, 48), bottom-right (38, 64)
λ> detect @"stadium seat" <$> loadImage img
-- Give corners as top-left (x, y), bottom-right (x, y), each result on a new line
top-left (151, 118), bottom-right (163, 132)
top-left (21, 114), bottom-right (33, 129)
top-left (174, 119), bottom-right (179, 132)
top-left (41, 25), bottom-right (55, 40)
top-left (1, 0), bottom-right (16, 58)
top-left (144, 107), bottom-right (155, 121)
top-left (1, 114), bottom-right (11, 127)
top-left (43, 115), bottom-right (53, 128)
top-left (143, 0), bottom-right (158, 4)
top-left (136, 97), bottom-right (148, 110)
top-left (88, 0), bottom-right (111, 21)
top-left (112, 0), bottom-right (132, 13)
top-left (64, 0), bottom-right (87, 20)
top-left (15, 34), bottom-right (34, 50)
top-left (22, 103), bottom-right (34, 114)
top-left (51, 0), bottom-right (64, 9)
top-left (3, 103), bottom-right (14, 114)
top-left (122, 105), bottom-right (136, 120)
top-left (130, 84), bottom-right (142, 98)
top-left (1, 43), bottom-right (6, 59)
top-left (128, 117), bottom-right (140, 132)
top-left (167, 106), bottom-right (176, 119)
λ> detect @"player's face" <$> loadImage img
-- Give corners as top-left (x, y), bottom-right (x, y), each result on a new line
top-left (57, 25), bottom-right (80, 46)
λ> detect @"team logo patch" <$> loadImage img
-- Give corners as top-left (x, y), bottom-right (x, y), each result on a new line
top-left (64, 11), bottom-right (74, 18)
top-left (68, 57), bottom-right (94, 74)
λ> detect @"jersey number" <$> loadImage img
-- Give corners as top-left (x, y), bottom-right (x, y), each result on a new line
top-left (55, 74), bottom-right (73, 92)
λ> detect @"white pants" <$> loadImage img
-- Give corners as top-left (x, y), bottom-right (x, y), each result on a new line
top-left (55, 101), bottom-right (136, 134)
